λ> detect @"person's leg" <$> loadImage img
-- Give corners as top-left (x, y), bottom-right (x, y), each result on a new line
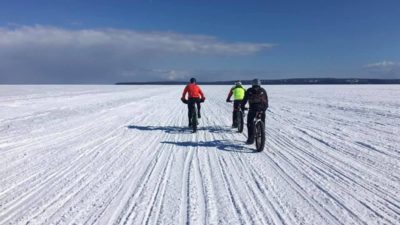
top-left (261, 111), bottom-right (266, 124)
top-left (196, 99), bottom-right (201, 118)
top-left (246, 110), bottom-right (256, 143)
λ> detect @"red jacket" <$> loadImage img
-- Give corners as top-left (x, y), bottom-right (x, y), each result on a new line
top-left (181, 83), bottom-right (205, 99)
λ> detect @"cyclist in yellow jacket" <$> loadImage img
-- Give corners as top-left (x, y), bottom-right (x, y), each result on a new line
top-left (226, 81), bottom-right (246, 127)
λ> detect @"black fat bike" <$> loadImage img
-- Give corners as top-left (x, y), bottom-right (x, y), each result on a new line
top-left (183, 98), bottom-right (202, 133)
top-left (228, 101), bottom-right (246, 133)
top-left (190, 103), bottom-right (199, 133)
top-left (253, 111), bottom-right (265, 152)
top-left (234, 105), bottom-right (246, 133)
top-left (236, 107), bottom-right (245, 133)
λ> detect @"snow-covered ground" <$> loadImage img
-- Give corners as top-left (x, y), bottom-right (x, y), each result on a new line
top-left (0, 85), bottom-right (399, 225)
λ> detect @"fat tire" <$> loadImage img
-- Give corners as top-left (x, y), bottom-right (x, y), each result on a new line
top-left (255, 121), bottom-right (265, 152)
top-left (237, 111), bottom-right (244, 133)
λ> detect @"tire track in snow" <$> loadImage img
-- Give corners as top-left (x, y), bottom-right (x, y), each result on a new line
top-left (1, 85), bottom-right (399, 225)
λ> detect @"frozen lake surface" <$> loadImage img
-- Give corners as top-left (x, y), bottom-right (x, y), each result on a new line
top-left (0, 85), bottom-right (399, 224)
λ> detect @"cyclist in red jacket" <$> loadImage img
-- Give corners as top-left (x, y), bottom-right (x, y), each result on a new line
top-left (181, 78), bottom-right (206, 126)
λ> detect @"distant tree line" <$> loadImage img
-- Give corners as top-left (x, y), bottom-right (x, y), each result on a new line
top-left (116, 78), bottom-right (400, 85)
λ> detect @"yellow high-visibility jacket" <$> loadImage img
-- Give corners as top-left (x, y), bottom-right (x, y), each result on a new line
top-left (227, 85), bottom-right (246, 101)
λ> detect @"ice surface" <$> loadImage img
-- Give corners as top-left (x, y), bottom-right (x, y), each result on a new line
top-left (0, 85), bottom-right (399, 224)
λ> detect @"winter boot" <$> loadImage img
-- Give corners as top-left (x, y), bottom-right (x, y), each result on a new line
top-left (246, 137), bottom-right (254, 145)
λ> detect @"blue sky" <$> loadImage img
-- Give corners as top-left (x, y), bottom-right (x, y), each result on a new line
top-left (0, 0), bottom-right (399, 83)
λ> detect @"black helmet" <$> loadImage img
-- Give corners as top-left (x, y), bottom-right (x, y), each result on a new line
top-left (252, 79), bottom-right (261, 86)
top-left (190, 77), bottom-right (196, 83)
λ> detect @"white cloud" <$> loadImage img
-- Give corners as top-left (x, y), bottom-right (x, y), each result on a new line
top-left (0, 25), bottom-right (273, 55)
top-left (119, 68), bottom-right (190, 81)
top-left (0, 25), bottom-right (275, 83)
top-left (363, 60), bottom-right (400, 78)
top-left (364, 60), bottom-right (399, 69)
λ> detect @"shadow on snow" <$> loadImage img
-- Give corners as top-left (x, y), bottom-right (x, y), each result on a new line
top-left (127, 125), bottom-right (253, 153)
top-left (126, 125), bottom-right (233, 134)
top-left (126, 125), bottom-right (188, 134)
top-left (161, 140), bottom-right (255, 153)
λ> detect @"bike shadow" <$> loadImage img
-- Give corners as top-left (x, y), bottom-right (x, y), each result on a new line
top-left (127, 125), bottom-right (234, 134)
top-left (198, 126), bottom-right (233, 133)
top-left (161, 140), bottom-right (255, 153)
top-left (126, 125), bottom-right (190, 134)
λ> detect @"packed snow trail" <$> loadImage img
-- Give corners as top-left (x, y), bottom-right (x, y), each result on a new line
top-left (0, 85), bottom-right (399, 225)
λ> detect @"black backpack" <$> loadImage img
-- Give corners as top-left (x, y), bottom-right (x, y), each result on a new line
top-left (248, 87), bottom-right (268, 107)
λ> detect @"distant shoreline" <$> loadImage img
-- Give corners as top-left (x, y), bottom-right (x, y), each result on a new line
top-left (116, 78), bottom-right (400, 85)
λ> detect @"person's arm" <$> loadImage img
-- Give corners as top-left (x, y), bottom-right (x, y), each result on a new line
top-left (198, 86), bottom-right (205, 100)
top-left (241, 89), bottom-right (249, 109)
top-left (181, 85), bottom-right (188, 99)
top-left (262, 88), bottom-right (269, 110)
top-left (226, 88), bottom-right (233, 102)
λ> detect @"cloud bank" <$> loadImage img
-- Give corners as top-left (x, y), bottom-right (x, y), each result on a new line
top-left (364, 60), bottom-right (400, 78)
top-left (0, 26), bottom-right (274, 83)
top-left (364, 60), bottom-right (399, 69)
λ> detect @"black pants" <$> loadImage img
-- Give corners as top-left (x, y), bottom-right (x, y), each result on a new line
top-left (247, 110), bottom-right (266, 139)
top-left (232, 100), bottom-right (243, 125)
top-left (188, 98), bottom-right (201, 123)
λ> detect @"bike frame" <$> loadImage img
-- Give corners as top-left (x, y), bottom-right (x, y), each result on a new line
top-left (254, 111), bottom-right (263, 124)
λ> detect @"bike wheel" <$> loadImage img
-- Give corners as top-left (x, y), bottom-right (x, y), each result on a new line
top-left (255, 121), bottom-right (265, 152)
top-left (192, 109), bottom-right (197, 133)
top-left (237, 111), bottom-right (244, 133)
